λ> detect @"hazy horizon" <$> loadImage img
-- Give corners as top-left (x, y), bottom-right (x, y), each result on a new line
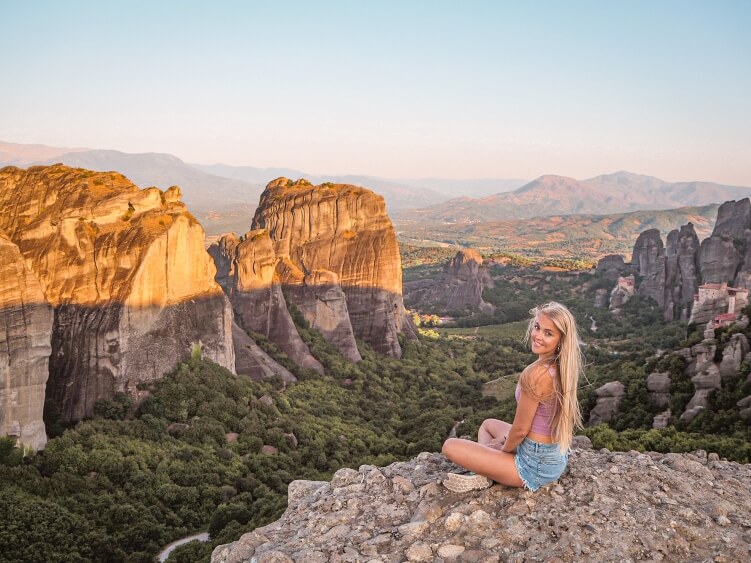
top-left (1, 1), bottom-right (749, 185)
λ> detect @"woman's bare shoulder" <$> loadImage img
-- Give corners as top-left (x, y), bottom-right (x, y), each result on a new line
top-left (523, 362), bottom-right (555, 395)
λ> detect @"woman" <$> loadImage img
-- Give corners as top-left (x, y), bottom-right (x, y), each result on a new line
top-left (441, 302), bottom-right (583, 492)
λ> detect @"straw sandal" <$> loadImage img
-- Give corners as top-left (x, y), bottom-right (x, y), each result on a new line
top-left (443, 472), bottom-right (493, 493)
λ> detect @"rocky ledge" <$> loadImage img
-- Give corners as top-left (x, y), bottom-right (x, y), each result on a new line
top-left (212, 444), bottom-right (751, 562)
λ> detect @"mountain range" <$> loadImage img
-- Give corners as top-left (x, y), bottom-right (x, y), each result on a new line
top-left (395, 172), bottom-right (751, 224)
top-left (2, 141), bottom-right (749, 238)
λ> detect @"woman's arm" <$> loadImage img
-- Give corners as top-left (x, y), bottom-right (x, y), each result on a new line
top-left (500, 389), bottom-right (538, 453)
top-left (501, 366), bottom-right (554, 453)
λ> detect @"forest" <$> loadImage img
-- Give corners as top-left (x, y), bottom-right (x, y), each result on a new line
top-left (1, 259), bottom-right (750, 562)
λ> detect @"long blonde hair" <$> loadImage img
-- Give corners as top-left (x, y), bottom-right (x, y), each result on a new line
top-left (521, 302), bottom-right (583, 452)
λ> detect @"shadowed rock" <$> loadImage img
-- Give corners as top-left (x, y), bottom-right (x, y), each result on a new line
top-left (0, 231), bottom-right (53, 450)
top-left (587, 381), bottom-right (625, 426)
top-left (252, 178), bottom-right (409, 358)
top-left (208, 232), bottom-right (324, 374)
top-left (404, 249), bottom-right (495, 315)
top-left (0, 165), bottom-right (234, 422)
top-left (632, 229), bottom-right (666, 309)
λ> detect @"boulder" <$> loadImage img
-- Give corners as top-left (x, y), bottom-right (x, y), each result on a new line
top-left (587, 381), bottom-right (625, 426)
top-left (646, 372), bottom-right (671, 408)
top-left (652, 410), bottom-right (672, 428)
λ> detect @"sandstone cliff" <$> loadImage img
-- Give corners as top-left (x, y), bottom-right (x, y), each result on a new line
top-left (212, 445), bottom-right (751, 562)
top-left (404, 249), bottom-right (495, 315)
top-left (208, 232), bottom-right (325, 374)
top-left (0, 165), bottom-right (234, 422)
top-left (252, 178), bottom-right (408, 358)
top-left (632, 229), bottom-right (667, 310)
top-left (0, 231), bottom-right (53, 450)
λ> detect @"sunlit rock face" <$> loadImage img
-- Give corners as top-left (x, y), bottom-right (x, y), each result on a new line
top-left (0, 231), bottom-right (53, 450)
top-left (252, 178), bottom-right (408, 358)
top-left (0, 165), bottom-right (234, 422)
top-left (208, 232), bottom-right (324, 374)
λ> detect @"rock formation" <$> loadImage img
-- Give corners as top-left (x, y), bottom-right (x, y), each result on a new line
top-left (608, 275), bottom-right (635, 313)
top-left (719, 333), bottom-right (749, 379)
top-left (587, 381), bottom-right (625, 426)
top-left (404, 249), bottom-right (495, 315)
top-left (208, 232), bottom-right (325, 373)
top-left (646, 371), bottom-right (671, 408)
top-left (232, 321), bottom-right (296, 383)
top-left (212, 448), bottom-right (751, 563)
top-left (593, 288), bottom-right (609, 308)
top-left (0, 165), bottom-right (234, 422)
top-left (252, 178), bottom-right (409, 358)
top-left (664, 224), bottom-right (701, 321)
top-left (595, 254), bottom-right (627, 280)
top-left (632, 229), bottom-right (666, 309)
top-left (0, 231), bottom-right (53, 450)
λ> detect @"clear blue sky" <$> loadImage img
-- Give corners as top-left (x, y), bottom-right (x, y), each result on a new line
top-left (1, 1), bottom-right (749, 184)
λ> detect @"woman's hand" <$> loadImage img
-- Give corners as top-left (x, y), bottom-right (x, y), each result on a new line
top-left (487, 437), bottom-right (506, 450)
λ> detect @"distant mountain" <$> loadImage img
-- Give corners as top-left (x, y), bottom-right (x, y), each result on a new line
top-left (395, 171), bottom-right (751, 223)
top-left (192, 163), bottom-right (451, 212)
top-left (0, 140), bottom-right (89, 166)
top-left (396, 204), bottom-right (720, 262)
top-left (394, 177), bottom-right (527, 197)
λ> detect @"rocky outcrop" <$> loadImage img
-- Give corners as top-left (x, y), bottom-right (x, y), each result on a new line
top-left (208, 232), bottom-right (325, 373)
top-left (404, 249), bottom-right (495, 315)
top-left (593, 288), bottom-right (609, 308)
top-left (232, 321), bottom-right (296, 383)
top-left (664, 224), bottom-right (701, 321)
top-left (699, 237), bottom-right (740, 285)
top-left (632, 229), bottom-right (666, 309)
top-left (646, 371), bottom-right (671, 408)
top-left (0, 232), bottom-right (53, 450)
top-left (700, 199), bottom-right (751, 288)
top-left (608, 275), bottom-right (635, 313)
top-left (587, 381), bottom-right (625, 426)
top-left (595, 254), bottom-right (627, 280)
top-left (719, 333), bottom-right (749, 379)
top-left (0, 165), bottom-right (234, 422)
top-left (276, 261), bottom-right (362, 363)
top-left (212, 448), bottom-right (751, 563)
top-left (252, 178), bottom-right (408, 358)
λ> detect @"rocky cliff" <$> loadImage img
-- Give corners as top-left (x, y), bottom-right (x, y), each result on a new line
top-left (212, 445), bottom-right (751, 563)
top-left (0, 231), bottom-right (53, 450)
top-left (251, 178), bottom-right (409, 358)
top-left (632, 229), bottom-right (667, 310)
top-left (404, 249), bottom-right (495, 315)
top-left (0, 165), bottom-right (234, 423)
top-left (208, 232), bottom-right (324, 374)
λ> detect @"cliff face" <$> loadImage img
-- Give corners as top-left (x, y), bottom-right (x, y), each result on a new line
top-left (208, 232), bottom-right (325, 374)
top-left (632, 228), bottom-right (667, 310)
top-left (212, 446), bottom-right (751, 563)
top-left (664, 223), bottom-right (701, 321)
top-left (0, 231), bottom-right (53, 450)
top-left (252, 178), bottom-right (408, 358)
top-left (404, 249), bottom-right (495, 315)
top-left (0, 165), bottom-right (234, 422)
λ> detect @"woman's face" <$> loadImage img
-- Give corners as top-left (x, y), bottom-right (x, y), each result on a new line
top-left (530, 313), bottom-right (562, 357)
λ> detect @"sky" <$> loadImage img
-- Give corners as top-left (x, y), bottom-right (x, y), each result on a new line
top-left (1, 0), bottom-right (750, 184)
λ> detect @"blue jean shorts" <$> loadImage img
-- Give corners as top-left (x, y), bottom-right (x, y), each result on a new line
top-left (514, 437), bottom-right (568, 492)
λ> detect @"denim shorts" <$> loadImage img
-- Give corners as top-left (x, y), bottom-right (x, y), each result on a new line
top-left (514, 437), bottom-right (568, 492)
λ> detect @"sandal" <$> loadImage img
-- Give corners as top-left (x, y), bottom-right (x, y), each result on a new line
top-left (443, 472), bottom-right (493, 493)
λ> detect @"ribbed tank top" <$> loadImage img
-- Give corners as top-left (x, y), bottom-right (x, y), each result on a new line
top-left (515, 365), bottom-right (557, 436)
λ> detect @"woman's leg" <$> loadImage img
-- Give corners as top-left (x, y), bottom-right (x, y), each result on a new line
top-left (441, 438), bottom-right (524, 488)
top-left (478, 419), bottom-right (512, 448)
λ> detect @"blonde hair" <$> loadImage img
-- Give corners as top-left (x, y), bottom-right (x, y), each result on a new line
top-left (521, 301), bottom-right (583, 452)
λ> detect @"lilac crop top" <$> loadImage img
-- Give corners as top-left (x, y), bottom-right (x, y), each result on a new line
top-left (515, 365), bottom-right (558, 436)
